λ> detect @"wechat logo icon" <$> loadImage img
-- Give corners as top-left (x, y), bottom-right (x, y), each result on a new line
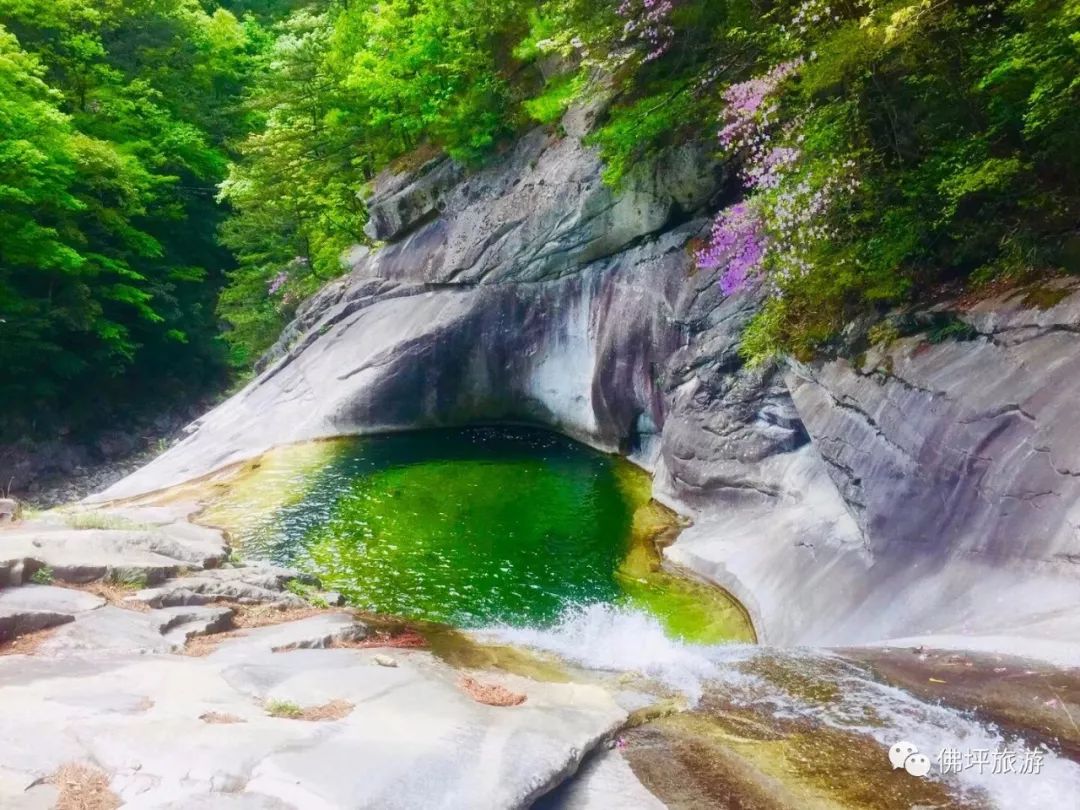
top-left (889, 741), bottom-right (931, 777)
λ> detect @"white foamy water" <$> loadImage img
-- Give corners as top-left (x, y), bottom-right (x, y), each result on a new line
top-left (477, 602), bottom-right (754, 704)
top-left (477, 603), bottom-right (1080, 809)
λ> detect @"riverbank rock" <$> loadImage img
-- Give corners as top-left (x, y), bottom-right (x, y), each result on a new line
top-left (88, 112), bottom-right (1080, 659)
top-left (132, 566), bottom-right (316, 609)
top-left (0, 504), bottom-right (229, 586)
top-left (0, 498), bottom-right (19, 524)
top-left (0, 501), bottom-right (649, 807)
top-left (0, 606), bottom-right (626, 808)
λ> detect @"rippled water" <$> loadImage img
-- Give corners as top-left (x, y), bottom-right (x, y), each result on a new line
top-left (205, 427), bottom-right (751, 639)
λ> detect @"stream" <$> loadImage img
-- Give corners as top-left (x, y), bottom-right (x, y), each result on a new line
top-left (196, 427), bottom-right (1080, 809)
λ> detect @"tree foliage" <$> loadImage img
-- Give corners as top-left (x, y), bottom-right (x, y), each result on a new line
top-left (0, 0), bottom-right (265, 434)
top-left (3, 0), bottom-right (1076, 433)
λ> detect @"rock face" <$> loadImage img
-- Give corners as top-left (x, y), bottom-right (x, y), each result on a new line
top-left (0, 503), bottom-right (229, 587)
top-left (95, 106), bottom-right (724, 488)
top-left (0, 499), bottom-right (19, 524)
top-left (778, 291), bottom-right (1080, 645)
top-left (0, 608), bottom-right (626, 809)
top-left (362, 153), bottom-right (465, 243)
top-left (92, 113), bottom-right (1080, 655)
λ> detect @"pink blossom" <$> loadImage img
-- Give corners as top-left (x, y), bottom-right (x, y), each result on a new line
top-left (699, 59), bottom-right (815, 296)
top-left (744, 146), bottom-right (801, 190)
top-left (718, 60), bottom-right (803, 152)
top-left (618, 0), bottom-right (677, 61)
top-left (267, 271), bottom-right (288, 296)
top-left (696, 202), bottom-right (767, 295)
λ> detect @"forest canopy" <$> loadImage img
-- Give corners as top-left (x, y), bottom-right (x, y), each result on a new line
top-left (1, 0), bottom-right (1077, 436)
top-left (0, 0), bottom-right (266, 434)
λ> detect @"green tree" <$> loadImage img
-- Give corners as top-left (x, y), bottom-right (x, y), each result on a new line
top-left (0, 0), bottom-right (269, 433)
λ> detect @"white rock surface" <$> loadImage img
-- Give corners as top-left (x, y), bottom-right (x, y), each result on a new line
top-left (0, 584), bottom-right (105, 614)
top-left (0, 584), bottom-right (106, 641)
top-left (36, 604), bottom-right (235, 657)
top-left (0, 612), bottom-right (626, 808)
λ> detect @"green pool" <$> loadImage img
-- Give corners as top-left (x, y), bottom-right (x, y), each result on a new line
top-left (201, 427), bottom-right (752, 644)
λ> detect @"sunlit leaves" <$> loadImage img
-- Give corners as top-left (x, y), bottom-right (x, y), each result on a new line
top-left (0, 0), bottom-right (264, 431)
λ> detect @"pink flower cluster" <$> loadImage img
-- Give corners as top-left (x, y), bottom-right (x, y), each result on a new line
top-left (617, 0), bottom-right (677, 61)
top-left (695, 202), bottom-right (767, 296)
top-left (718, 59), bottom-right (803, 165)
top-left (697, 61), bottom-right (804, 295)
top-left (744, 146), bottom-right (801, 190)
top-left (267, 271), bottom-right (288, 296)
top-left (692, 9), bottom-right (866, 299)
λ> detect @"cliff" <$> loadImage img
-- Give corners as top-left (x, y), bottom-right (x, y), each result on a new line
top-left (94, 112), bottom-right (1080, 655)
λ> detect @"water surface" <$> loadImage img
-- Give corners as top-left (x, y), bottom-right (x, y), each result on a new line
top-left (202, 427), bottom-right (752, 642)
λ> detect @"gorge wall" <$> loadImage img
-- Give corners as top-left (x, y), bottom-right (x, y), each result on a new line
top-left (95, 106), bottom-right (1080, 654)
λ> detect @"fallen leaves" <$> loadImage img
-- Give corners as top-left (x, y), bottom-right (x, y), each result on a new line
top-left (458, 675), bottom-right (526, 707)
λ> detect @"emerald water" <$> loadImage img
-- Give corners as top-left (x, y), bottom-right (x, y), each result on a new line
top-left (203, 427), bottom-right (752, 642)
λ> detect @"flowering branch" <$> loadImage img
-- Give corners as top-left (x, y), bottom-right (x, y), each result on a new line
top-left (617, 0), bottom-right (677, 61)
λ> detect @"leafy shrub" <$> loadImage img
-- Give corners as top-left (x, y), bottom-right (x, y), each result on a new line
top-left (30, 566), bottom-right (54, 586)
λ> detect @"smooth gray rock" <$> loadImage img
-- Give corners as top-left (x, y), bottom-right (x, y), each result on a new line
top-left (37, 605), bottom-right (177, 655)
top-left (0, 503), bottom-right (228, 587)
top-left (34, 603), bottom-right (232, 656)
top-left (0, 528), bottom-right (189, 585)
top-left (208, 613), bottom-right (367, 660)
top-left (364, 155), bottom-right (464, 242)
top-left (0, 623), bottom-right (626, 809)
top-left (158, 605), bottom-right (236, 646)
top-left (790, 288), bottom-right (1080, 563)
top-left (773, 285), bottom-right (1080, 645)
top-left (0, 607), bottom-right (73, 642)
top-left (0, 584), bottom-right (105, 614)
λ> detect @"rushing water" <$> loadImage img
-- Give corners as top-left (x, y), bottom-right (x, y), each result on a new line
top-left (488, 605), bottom-right (1080, 809)
top-left (202, 426), bottom-right (752, 642)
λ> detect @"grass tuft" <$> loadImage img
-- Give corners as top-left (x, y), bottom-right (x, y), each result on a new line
top-left (265, 698), bottom-right (353, 721)
top-left (50, 762), bottom-right (120, 810)
top-left (265, 699), bottom-right (304, 719)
